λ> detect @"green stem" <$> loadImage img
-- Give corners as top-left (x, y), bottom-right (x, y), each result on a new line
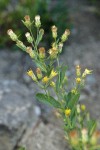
top-left (57, 57), bottom-right (60, 67)
top-left (29, 28), bottom-right (36, 49)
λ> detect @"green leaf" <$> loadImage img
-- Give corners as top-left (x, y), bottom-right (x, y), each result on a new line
top-left (65, 92), bottom-right (80, 109)
top-left (68, 93), bottom-right (80, 108)
top-left (88, 120), bottom-right (97, 136)
top-left (56, 73), bottom-right (60, 92)
top-left (56, 65), bottom-right (67, 92)
top-left (18, 147), bottom-right (25, 150)
top-left (36, 93), bottom-right (61, 108)
top-left (60, 65), bottom-right (67, 84)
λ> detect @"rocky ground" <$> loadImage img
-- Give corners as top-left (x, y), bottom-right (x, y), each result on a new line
top-left (0, 0), bottom-right (100, 150)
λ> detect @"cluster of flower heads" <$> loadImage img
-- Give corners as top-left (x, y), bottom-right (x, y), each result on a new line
top-left (7, 15), bottom-right (93, 120)
top-left (7, 15), bottom-right (71, 87)
top-left (68, 128), bottom-right (100, 147)
top-left (8, 15), bottom-right (100, 150)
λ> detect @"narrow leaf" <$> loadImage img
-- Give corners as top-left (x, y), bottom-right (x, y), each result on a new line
top-left (36, 93), bottom-right (61, 108)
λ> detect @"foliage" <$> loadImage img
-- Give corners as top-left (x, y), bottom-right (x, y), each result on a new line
top-left (8, 15), bottom-right (100, 150)
top-left (0, 0), bottom-right (70, 48)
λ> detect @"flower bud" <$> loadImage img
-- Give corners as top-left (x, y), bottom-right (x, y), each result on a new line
top-left (58, 42), bottom-right (63, 53)
top-left (81, 104), bottom-right (86, 111)
top-left (16, 40), bottom-right (26, 51)
top-left (39, 47), bottom-right (45, 59)
top-left (25, 32), bottom-right (33, 43)
top-left (77, 104), bottom-right (81, 114)
top-left (26, 47), bottom-right (35, 58)
top-left (36, 68), bottom-right (42, 79)
top-left (27, 69), bottom-right (37, 81)
top-left (90, 130), bottom-right (100, 145)
top-left (81, 128), bottom-right (88, 143)
top-left (48, 47), bottom-right (58, 59)
top-left (50, 81), bottom-right (55, 87)
top-left (76, 65), bottom-right (81, 77)
top-left (7, 29), bottom-right (18, 41)
top-left (35, 15), bottom-right (41, 28)
top-left (51, 25), bottom-right (57, 39)
top-left (24, 15), bottom-right (30, 22)
top-left (38, 29), bottom-right (44, 43)
top-left (69, 130), bottom-right (79, 146)
top-left (22, 15), bottom-right (31, 28)
top-left (61, 29), bottom-right (70, 42)
top-left (71, 88), bottom-right (78, 94)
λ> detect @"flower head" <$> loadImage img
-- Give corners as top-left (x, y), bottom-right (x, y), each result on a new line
top-left (50, 81), bottom-right (55, 87)
top-left (81, 128), bottom-right (88, 143)
top-left (24, 15), bottom-right (30, 21)
top-left (48, 47), bottom-right (58, 59)
top-left (82, 68), bottom-right (93, 78)
top-left (69, 130), bottom-right (79, 146)
top-left (39, 47), bottom-right (45, 59)
top-left (76, 78), bottom-right (81, 84)
top-left (50, 69), bottom-right (58, 79)
top-left (35, 15), bottom-right (41, 28)
top-left (81, 104), bottom-right (86, 111)
top-left (7, 29), bottom-right (18, 41)
top-left (25, 32), bottom-right (33, 43)
top-left (71, 88), bottom-right (78, 94)
top-left (51, 25), bottom-right (57, 39)
top-left (16, 40), bottom-right (26, 51)
top-left (65, 108), bottom-right (71, 117)
top-left (90, 130), bottom-right (100, 145)
top-left (61, 29), bottom-right (70, 42)
top-left (22, 15), bottom-right (31, 28)
top-left (36, 68), bottom-right (42, 79)
top-left (58, 42), bottom-right (63, 53)
top-left (27, 69), bottom-right (37, 81)
top-left (42, 76), bottom-right (49, 84)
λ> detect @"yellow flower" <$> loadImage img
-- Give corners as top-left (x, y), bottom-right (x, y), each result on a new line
top-left (27, 69), bottom-right (37, 81)
top-left (27, 69), bottom-right (33, 77)
top-left (76, 78), bottom-right (81, 84)
top-left (65, 108), bottom-right (71, 117)
top-left (82, 69), bottom-right (93, 78)
top-left (50, 81), bottom-right (55, 87)
top-left (81, 104), bottom-right (86, 111)
top-left (42, 76), bottom-right (49, 84)
top-left (50, 69), bottom-right (58, 78)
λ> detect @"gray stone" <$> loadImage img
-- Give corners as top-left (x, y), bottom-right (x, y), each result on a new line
top-left (19, 122), bottom-right (69, 150)
top-left (0, 80), bottom-right (39, 150)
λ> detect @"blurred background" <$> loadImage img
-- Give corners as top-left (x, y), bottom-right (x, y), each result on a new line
top-left (0, 0), bottom-right (100, 150)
